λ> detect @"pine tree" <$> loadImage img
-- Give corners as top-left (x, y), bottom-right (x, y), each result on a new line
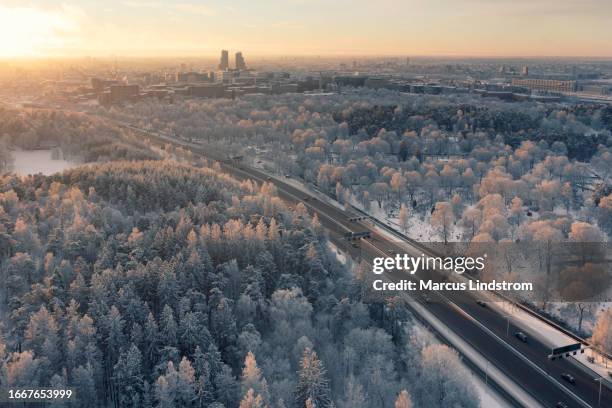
top-left (73, 363), bottom-right (98, 408)
top-left (395, 390), bottom-right (413, 408)
top-left (295, 348), bottom-right (332, 408)
top-left (240, 389), bottom-right (264, 408)
top-left (241, 351), bottom-right (270, 404)
top-left (143, 312), bottom-right (160, 369)
top-left (113, 343), bottom-right (144, 408)
top-left (176, 356), bottom-right (197, 407)
top-left (160, 305), bottom-right (178, 347)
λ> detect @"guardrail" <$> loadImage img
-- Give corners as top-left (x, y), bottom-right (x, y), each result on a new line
top-left (349, 204), bottom-right (612, 369)
top-left (105, 116), bottom-right (612, 379)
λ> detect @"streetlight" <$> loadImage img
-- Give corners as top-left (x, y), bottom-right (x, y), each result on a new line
top-left (501, 313), bottom-right (512, 336)
top-left (594, 377), bottom-right (603, 407)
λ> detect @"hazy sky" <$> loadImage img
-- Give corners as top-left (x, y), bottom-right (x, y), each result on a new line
top-left (1, 0), bottom-right (611, 58)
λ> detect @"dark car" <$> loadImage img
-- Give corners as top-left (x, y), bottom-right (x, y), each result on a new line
top-left (515, 331), bottom-right (528, 343)
top-left (556, 402), bottom-right (568, 408)
top-left (561, 373), bottom-right (575, 384)
top-left (476, 300), bottom-right (487, 307)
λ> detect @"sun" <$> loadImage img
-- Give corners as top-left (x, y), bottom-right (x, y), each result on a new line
top-left (0, 5), bottom-right (77, 58)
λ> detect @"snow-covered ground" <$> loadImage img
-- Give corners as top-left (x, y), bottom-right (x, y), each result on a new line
top-left (285, 177), bottom-right (516, 407)
top-left (269, 170), bottom-right (612, 402)
top-left (410, 298), bottom-right (532, 407)
top-left (491, 300), bottom-right (612, 385)
top-left (351, 198), bottom-right (458, 242)
top-left (11, 149), bottom-right (76, 176)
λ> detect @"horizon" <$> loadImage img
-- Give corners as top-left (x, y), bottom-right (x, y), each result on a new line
top-left (3, 54), bottom-right (612, 63)
top-left (1, 1), bottom-right (612, 59)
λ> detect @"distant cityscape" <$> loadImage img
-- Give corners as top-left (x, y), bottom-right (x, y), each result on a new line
top-left (2, 51), bottom-right (612, 108)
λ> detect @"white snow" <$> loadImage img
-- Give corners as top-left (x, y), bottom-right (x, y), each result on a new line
top-left (11, 149), bottom-right (76, 176)
top-left (409, 297), bottom-right (541, 407)
top-left (254, 165), bottom-right (611, 400)
top-left (490, 300), bottom-right (612, 385)
top-left (327, 241), bottom-right (349, 265)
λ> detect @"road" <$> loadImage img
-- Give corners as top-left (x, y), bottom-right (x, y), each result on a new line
top-left (12, 104), bottom-right (610, 408)
top-left (223, 163), bottom-right (612, 408)
top-left (122, 121), bottom-right (608, 407)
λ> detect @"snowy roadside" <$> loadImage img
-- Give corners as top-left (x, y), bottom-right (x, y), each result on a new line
top-left (326, 241), bottom-right (514, 408)
top-left (490, 300), bottom-right (612, 385)
top-left (409, 298), bottom-right (536, 408)
top-left (275, 170), bottom-right (612, 401)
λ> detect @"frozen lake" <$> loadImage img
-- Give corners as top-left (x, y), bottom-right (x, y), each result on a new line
top-left (11, 149), bottom-right (76, 176)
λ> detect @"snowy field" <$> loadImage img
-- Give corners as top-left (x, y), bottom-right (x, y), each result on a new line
top-left (11, 149), bottom-right (76, 176)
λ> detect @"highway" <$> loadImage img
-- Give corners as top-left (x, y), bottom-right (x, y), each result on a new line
top-left (171, 141), bottom-right (612, 408)
top-left (9, 103), bottom-right (609, 408)
top-left (107, 117), bottom-right (611, 408)
top-left (223, 163), bottom-right (612, 408)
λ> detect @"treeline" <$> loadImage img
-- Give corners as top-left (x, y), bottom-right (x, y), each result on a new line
top-left (97, 90), bottom-right (612, 339)
top-left (333, 103), bottom-right (612, 161)
top-left (99, 91), bottom-right (611, 243)
top-left (0, 107), bottom-right (160, 164)
top-left (0, 140), bottom-right (12, 172)
top-left (0, 161), bottom-right (480, 407)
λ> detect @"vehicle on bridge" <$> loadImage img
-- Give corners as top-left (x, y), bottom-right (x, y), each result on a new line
top-left (344, 231), bottom-right (371, 241)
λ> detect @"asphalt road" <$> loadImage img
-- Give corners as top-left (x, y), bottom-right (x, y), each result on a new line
top-left (209, 159), bottom-right (611, 408)
top-left (80, 114), bottom-right (612, 408)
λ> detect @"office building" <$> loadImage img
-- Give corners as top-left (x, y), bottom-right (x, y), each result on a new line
top-left (176, 71), bottom-right (209, 82)
top-left (219, 50), bottom-right (229, 70)
top-left (91, 77), bottom-right (118, 91)
top-left (188, 84), bottom-right (226, 98)
top-left (111, 84), bottom-right (139, 102)
top-left (512, 78), bottom-right (576, 93)
top-left (235, 52), bottom-right (247, 70)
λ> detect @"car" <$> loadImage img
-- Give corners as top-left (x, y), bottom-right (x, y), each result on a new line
top-left (266, 177), bottom-right (272, 181)
top-left (515, 331), bottom-right (528, 343)
top-left (351, 242), bottom-right (359, 248)
top-left (476, 300), bottom-right (487, 307)
top-left (304, 197), bottom-right (310, 201)
top-left (561, 373), bottom-right (575, 384)
top-left (284, 174), bottom-right (291, 178)
top-left (556, 402), bottom-right (568, 408)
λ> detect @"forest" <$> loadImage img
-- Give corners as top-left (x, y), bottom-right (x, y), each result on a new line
top-left (99, 89), bottom-right (612, 337)
top-left (0, 107), bottom-right (160, 173)
top-left (0, 156), bottom-right (482, 407)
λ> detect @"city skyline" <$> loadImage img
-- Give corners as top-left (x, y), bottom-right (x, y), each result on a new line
top-left (1, 0), bottom-right (612, 59)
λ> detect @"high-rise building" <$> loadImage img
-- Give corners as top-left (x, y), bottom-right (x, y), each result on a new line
top-left (235, 52), bottom-right (247, 70)
top-left (219, 50), bottom-right (229, 70)
top-left (522, 65), bottom-right (529, 76)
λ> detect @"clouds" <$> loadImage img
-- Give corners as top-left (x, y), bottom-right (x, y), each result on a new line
top-left (123, 1), bottom-right (215, 16)
top-left (0, 0), bottom-right (611, 57)
top-left (0, 4), bottom-right (83, 57)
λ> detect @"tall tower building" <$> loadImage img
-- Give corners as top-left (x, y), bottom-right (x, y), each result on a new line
top-left (235, 51), bottom-right (247, 70)
top-left (219, 50), bottom-right (229, 70)
top-left (522, 65), bottom-right (529, 76)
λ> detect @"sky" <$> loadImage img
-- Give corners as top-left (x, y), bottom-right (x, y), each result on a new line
top-left (1, 0), bottom-right (611, 58)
